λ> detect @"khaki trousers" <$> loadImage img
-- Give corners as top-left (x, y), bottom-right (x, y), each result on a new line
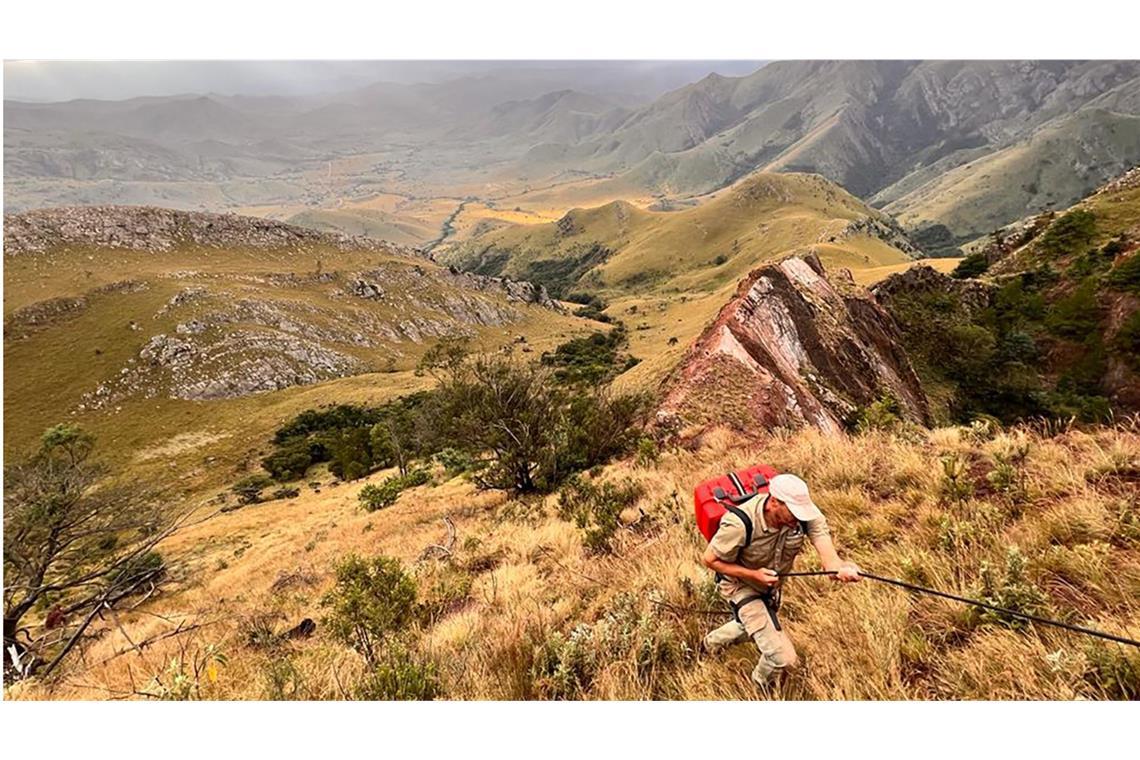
top-left (703, 588), bottom-right (798, 687)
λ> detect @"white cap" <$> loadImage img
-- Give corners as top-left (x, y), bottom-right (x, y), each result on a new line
top-left (768, 473), bottom-right (822, 522)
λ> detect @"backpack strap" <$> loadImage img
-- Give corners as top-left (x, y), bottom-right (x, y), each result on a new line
top-left (723, 504), bottom-right (753, 563)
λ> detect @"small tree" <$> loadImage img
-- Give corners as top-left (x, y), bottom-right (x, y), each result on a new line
top-left (3, 425), bottom-right (182, 679)
top-left (321, 555), bottom-right (416, 668)
top-left (421, 342), bottom-right (649, 494)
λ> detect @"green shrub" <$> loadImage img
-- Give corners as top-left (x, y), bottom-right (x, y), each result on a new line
top-left (712, 254), bottom-right (728, 266)
top-left (327, 428), bottom-right (373, 481)
top-left (849, 393), bottom-right (904, 432)
top-left (1037, 209), bottom-right (1097, 256)
top-left (952, 252), bottom-right (989, 279)
top-left (635, 437), bottom-right (659, 468)
top-left (321, 554), bottom-right (417, 667)
top-left (262, 656), bottom-right (306, 700)
top-left (355, 646), bottom-right (441, 701)
top-left (540, 327), bottom-right (637, 386)
top-left (975, 546), bottom-right (1048, 629)
top-left (435, 447), bottom-right (478, 477)
top-left (571, 304), bottom-right (613, 323)
top-left (986, 443), bottom-right (1030, 504)
top-left (261, 438), bottom-right (316, 481)
top-left (1114, 311), bottom-right (1140, 371)
top-left (1045, 280), bottom-right (1101, 340)
top-left (358, 469), bottom-right (431, 512)
top-left (1107, 253), bottom-right (1140, 293)
top-left (1083, 643), bottom-right (1140, 699)
top-left (938, 454), bottom-right (973, 507)
top-left (1102, 237), bottom-right (1129, 257)
top-left (557, 475), bottom-right (644, 554)
top-left (531, 592), bottom-right (689, 699)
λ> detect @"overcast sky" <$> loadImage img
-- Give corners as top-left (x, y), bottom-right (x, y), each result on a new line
top-left (3, 60), bottom-right (765, 103)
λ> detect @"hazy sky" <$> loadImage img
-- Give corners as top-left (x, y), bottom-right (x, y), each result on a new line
top-left (3, 60), bottom-right (765, 103)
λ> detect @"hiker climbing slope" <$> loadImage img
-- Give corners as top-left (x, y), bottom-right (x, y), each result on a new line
top-left (701, 473), bottom-right (860, 687)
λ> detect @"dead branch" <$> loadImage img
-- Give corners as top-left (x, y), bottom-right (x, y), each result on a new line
top-left (418, 515), bottom-right (458, 561)
top-left (89, 619), bottom-right (212, 667)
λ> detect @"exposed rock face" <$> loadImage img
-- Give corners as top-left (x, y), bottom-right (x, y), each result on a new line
top-left (962, 213), bottom-right (1053, 268)
top-left (871, 263), bottom-right (997, 316)
top-left (83, 330), bottom-right (364, 407)
top-left (820, 215), bottom-right (924, 258)
top-left (661, 254), bottom-right (929, 434)
top-left (3, 205), bottom-right (406, 256)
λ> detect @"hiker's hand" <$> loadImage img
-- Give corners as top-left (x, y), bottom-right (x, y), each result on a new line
top-left (749, 568), bottom-right (780, 587)
top-left (834, 562), bottom-right (861, 582)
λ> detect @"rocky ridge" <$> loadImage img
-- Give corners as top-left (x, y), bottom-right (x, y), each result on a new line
top-left (819, 215), bottom-right (924, 258)
top-left (3, 205), bottom-right (408, 256)
top-left (870, 264), bottom-right (996, 317)
top-left (661, 253), bottom-right (929, 434)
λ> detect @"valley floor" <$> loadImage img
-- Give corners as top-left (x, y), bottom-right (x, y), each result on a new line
top-left (10, 419), bottom-right (1139, 700)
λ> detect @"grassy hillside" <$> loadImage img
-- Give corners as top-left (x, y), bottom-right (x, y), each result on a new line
top-left (12, 420), bottom-right (1139, 700)
top-left (3, 221), bottom-right (598, 494)
top-left (438, 172), bottom-right (922, 390)
top-left (442, 172), bottom-right (917, 295)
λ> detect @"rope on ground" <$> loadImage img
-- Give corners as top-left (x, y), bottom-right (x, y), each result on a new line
top-left (781, 569), bottom-right (1140, 648)
top-left (648, 569), bottom-right (1140, 647)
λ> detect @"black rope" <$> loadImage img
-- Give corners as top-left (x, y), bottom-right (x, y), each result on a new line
top-left (777, 569), bottom-right (1140, 648)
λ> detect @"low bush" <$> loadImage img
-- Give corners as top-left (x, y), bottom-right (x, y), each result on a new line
top-left (557, 475), bottom-right (644, 554)
top-left (952, 252), bottom-right (989, 279)
top-left (262, 656), bottom-right (306, 700)
top-left (531, 592), bottom-right (689, 699)
top-left (848, 393), bottom-right (904, 432)
top-left (1037, 209), bottom-right (1097, 256)
top-left (358, 469), bottom-right (431, 512)
top-left (355, 646), bottom-right (441, 701)
top-left (321, 554), bottom-right (417, 666)
top-left (1083, 641), bottom-right (1140, 699)
top-left (938, 454), bottom-right (974, 507)
top-left (540, 327), bottom-right (638, 386)
top-left (1106, 252), bottom-right (1140, 293)
top-left (975, 546), bottom-right (1048, 629)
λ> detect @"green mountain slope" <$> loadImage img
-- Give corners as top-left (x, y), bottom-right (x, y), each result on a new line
top-left (439, 172), bottom-right (919, 299)
top-left (873, 167), bottom-right (1140, 422)
top-left (882, 108), bottom-right (1140, 242)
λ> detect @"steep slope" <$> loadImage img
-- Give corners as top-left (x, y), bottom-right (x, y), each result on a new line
top-left (3, 206), bottom-right (592, 484)
top-left (872, 167), bottom-right (1140, 421)
top-left (882, 107), bottom-right (1140, 241)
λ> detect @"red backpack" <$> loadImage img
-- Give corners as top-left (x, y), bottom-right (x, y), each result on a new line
top-left (693, 464), bottom-right (779, 546)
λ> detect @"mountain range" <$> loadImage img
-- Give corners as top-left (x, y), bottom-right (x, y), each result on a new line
top-left (9, 61), bottom-right (1140, 249)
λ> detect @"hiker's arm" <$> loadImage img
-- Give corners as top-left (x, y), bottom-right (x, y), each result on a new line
top-left (701, 546), bottom-right (779, 588)
top-left (810, 533), bottom-right (860, 582)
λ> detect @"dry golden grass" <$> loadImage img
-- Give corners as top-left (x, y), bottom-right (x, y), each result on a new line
top-left (10, 418), bottom-right (1139, 701)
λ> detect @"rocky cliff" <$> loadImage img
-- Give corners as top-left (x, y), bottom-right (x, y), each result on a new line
top-left (660, 254), bottom-right (929, 434)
